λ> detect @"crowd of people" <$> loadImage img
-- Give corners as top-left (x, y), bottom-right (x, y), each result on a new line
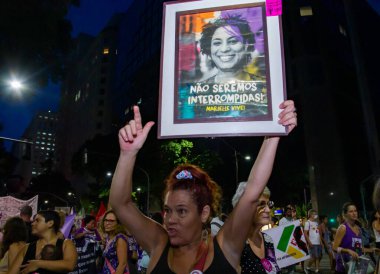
top-left (0, 101), bottom-right (379, 274)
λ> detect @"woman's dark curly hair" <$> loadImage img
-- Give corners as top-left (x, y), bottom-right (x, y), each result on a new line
top-left (0, 217), bottom-right (28, 259)
top-left (199, 15), bottom-right (255, 57)
top-left (164, 164), bottom-right (222, 224)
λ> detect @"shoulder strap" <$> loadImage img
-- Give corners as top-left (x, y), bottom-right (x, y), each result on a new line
top-left (192, 237), bottom-right (210, 272)
top-left (22, 242), bottom-right (37, 265)
top-left (55, 238), bottom-right (64, 259)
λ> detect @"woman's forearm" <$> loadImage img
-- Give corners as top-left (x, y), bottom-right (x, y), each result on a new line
top-left (245, 136), bottom-right (280, 200)
top-left (37, 259), bottom-right (76, 271)
top-left (110, 151), bottom-right (138, 210)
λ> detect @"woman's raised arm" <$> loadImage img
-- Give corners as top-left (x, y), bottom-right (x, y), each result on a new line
top-left (217, 100), bottom-right (297, 267)
top-left (110, 106), bottom-right (167, 253)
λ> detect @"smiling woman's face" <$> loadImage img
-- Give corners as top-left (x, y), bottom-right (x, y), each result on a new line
top-left (210, 25), bottom-right (247, 72)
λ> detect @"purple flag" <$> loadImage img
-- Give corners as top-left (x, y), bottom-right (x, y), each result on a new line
top-left (60, 213), bottom-right (76, 239)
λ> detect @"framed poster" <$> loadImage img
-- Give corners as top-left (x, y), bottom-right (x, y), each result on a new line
top-left (158, 0), bottom-right (287, 138)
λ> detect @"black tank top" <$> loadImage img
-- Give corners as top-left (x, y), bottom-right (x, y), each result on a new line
top-left (22, 238), bottom-right (66, 274)
top-left (151, 237), bottom-right (237, 274)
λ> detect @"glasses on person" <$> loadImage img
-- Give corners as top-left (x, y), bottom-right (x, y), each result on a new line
top-left (258, 200), bottom-right (274, 209)
top-left (104, 219), bottom-right (117, 224)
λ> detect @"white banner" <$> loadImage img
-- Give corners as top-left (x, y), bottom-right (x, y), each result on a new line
top-left (264, 220), bottom-right (310, 268)
top-left (0, 195), bottom-right (38, 227)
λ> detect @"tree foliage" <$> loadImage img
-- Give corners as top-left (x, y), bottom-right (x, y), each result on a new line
top-left (160, 139), bottom-right (221, 170)
top-left (0, 0), bottom-right (79, 87)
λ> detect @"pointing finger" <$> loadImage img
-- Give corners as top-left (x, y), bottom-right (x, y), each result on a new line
top-left (129, 120), bottom-right (137, 135)
top-left (133, 106), bottom-right (143, 131)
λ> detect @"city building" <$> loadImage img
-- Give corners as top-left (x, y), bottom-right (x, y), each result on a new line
top-left (12, 110), bottom-right (58, 177)
top-left (57, 15), bottom-right (124, 179)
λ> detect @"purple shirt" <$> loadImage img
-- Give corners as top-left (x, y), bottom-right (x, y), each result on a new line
top-left (335, 222), bottom-right (362, 272)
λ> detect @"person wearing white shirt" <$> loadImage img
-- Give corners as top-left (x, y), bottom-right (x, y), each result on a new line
top-left (304, 209), bottom-right (322, 273)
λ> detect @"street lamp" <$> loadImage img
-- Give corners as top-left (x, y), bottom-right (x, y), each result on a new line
top-left (106, 171), bottom-right (112, 178)
top-left (9, 79), bottom-right (23, 91)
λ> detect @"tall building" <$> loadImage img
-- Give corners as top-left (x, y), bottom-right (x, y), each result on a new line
top-left (57, 15), bottom-right (124, 179)
top-left (12, 110), bottom-right (58, 177)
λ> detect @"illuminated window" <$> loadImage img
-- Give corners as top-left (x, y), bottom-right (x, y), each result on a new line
top-left (300, 6), bottom-right (313, 16)
top-left (103, 48), bottom-right (109, 55)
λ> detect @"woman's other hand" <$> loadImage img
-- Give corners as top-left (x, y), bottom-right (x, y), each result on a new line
top-left (278, 100), bottom-right (297, 133)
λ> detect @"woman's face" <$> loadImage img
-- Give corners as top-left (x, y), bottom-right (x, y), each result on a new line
top-left (375, 212), bottom-right (380, 223)
top-left (86, 220), bottom-right (95, 230)
top-left (31, 214), bottom-right (50, 236)
top-left (345, 205), bottom-right (358, 221)
top-left (103, 212), bottom-right (118, 233)
top-left (163, 190), bottom-right (206, 247)
top-left (210, 25), bottom-right (247, 72)
top-left (253, 195), bottom-right (271, 227)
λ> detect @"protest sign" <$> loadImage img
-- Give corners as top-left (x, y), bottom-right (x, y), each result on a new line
top-left (264, 220), bottom-right (310, 268)
top-left (159, 0), bottom-right (287, 138)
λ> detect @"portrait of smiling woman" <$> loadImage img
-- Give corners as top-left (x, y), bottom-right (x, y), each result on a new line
top-left (199, 15), bottom-right (260, 83)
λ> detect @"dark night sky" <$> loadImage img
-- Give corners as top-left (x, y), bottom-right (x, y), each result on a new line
top-left (0, 0), bottom-right (132, 150)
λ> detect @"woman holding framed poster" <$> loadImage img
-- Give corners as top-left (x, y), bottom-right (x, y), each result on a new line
top-left (109, 100), bottom-right (297, 274)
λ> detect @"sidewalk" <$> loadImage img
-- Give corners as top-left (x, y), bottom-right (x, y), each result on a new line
top-left (294, 255), bottom-right (334, 274)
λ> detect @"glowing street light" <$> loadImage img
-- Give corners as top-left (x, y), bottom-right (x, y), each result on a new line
top-left (9, 79), bottom-right (23, 91)
top-left (244, 155), bottom-right (251, 161)
top-left (44, 200), bottom-right (49, 204)
top-left (106, 171), bottom-right (113, 177)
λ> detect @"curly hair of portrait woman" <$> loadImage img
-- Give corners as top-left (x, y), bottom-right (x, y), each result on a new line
top-left (199, 15), bottom-right (257, 83)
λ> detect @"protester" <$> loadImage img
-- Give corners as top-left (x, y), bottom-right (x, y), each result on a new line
top-left (210, 213), bottom-right (228, 236)
top-left (319, 215), bottom-right (334, 271)
top-left (8, 210), bottom-right (77, 274)
top-left (278, 204), bottom-right (297, 274)
top-left (109, 102), bottom-right (297, 273)
top-left (101, 209), bottom-right (129, 274)
top-left (372, 211), bottom-right (380, 248)
top-left (279, 205), bottom-right (296, 226)
top-left (20, 205), bottom-right (38, 243)
top-left (0, 217), bottom-right (28, 274)
top-left (304, 209), bottom-right (322, 273)
top-left (332, 202), bottom-right (378, 273)
top-left (74, 215), bottom-right (101, 243)
top-left (232, 184), bottom-right (281, 273)
top-left (72, 214), bottom-right (102, 273)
